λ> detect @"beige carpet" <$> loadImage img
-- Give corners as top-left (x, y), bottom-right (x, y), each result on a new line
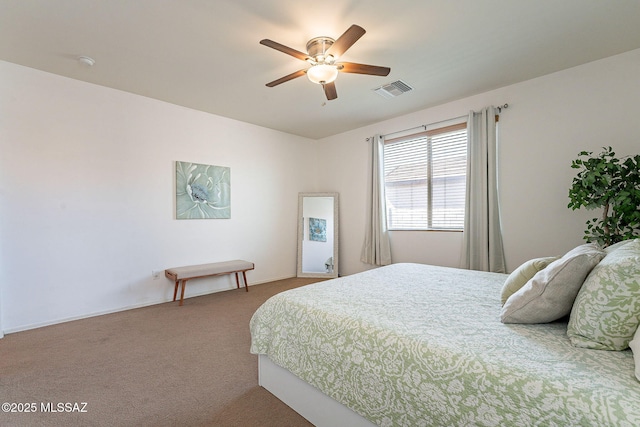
top-left (0, 278), bottom-right (319, 427)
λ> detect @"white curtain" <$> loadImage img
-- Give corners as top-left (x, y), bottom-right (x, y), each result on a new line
top-left (460, 107), bottom-right (506, 273)
top-left (361, 134), bottom-right (392, 266)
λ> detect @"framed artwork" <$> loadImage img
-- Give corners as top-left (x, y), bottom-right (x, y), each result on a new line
top-left (175, 161), bottom-right (230, 219)
top-left (309, 217), bottom-right (327, 242)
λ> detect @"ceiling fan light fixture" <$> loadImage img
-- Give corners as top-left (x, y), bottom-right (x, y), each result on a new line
top-left (307, 64), bottom-right (338, 85)
top-left (261, 25), bottom-right (389, 100)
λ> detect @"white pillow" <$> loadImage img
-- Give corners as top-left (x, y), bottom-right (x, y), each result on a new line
top-left (501, 243), bottom-right (604, 324)
top-left (500, 257), bottom-right (559, 306)
top-left (630, 326), bottom-right (640, 382)
top-left (604, 239), bottom-right (633, 254)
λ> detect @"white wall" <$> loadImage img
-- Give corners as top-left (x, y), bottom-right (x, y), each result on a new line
top-left (0, 61), bottom-right (317, 333)
top-left (2, 48), bottom-right (639, 334)
top-left (317, 48), bottom-right (640, 276)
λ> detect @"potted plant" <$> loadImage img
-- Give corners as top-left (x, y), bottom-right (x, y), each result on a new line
top-left (568, 146), bottom-right (640, 247)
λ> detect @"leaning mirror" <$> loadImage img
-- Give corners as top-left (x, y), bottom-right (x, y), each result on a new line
top-left (297, 192), bottom-right (339, 278)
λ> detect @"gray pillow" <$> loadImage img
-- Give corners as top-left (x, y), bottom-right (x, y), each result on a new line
top-left (501, 243), bottom-right (604, 324)
top-left (567, 239), bottom-right (640, 350)
top-left (500, 257), bottom-right (559, 306)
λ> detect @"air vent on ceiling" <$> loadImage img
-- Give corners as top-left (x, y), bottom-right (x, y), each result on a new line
top-left (373, 80), bottom-right (413, 98)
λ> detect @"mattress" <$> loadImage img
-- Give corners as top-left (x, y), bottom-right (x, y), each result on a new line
top-left (250, 263), bottom-right (640, 426)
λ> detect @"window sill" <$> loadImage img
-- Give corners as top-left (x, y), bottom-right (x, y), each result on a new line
top-left (388, 229), bottom-right (463, 233)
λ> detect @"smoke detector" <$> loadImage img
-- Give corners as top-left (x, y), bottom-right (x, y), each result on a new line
top-left (77, 56), bottom-right (95, 67)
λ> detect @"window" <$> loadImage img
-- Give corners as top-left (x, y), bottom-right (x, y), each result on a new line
top-left (383, 122), bottom-right (467, 230)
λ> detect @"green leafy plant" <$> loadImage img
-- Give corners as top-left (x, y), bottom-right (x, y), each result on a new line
top-left (568, 146), bottom-right (640, 247)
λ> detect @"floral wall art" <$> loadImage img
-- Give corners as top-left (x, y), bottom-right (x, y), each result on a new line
top-left (176, 161), bottom-right (230, 219)
top-left (309, 217), bottom-right (327, 242)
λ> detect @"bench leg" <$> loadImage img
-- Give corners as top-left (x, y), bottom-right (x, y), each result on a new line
top-left (173, 281), bottom-right (179, 302)
top-left (234, 271), bottom-right (250, 292)
top-left (179, 279), bottom-right (189, 306)
top-left (172, 269), bottom-right (251, 306)
top-left (242, 271), bottom-right (249, 292)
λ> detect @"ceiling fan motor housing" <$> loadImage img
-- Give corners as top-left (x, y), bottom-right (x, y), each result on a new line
top-left (306, 37), bottom-right (335, 63)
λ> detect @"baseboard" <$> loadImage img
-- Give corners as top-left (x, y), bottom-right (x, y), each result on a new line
top-left (1, 274), bottom-right (296, 336)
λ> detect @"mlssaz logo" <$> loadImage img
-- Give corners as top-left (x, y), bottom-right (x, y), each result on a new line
top-left (41, 402), bottom-right (88, 413)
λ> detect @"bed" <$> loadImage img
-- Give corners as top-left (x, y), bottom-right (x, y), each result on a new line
top-left (250, 262), bottom-right (640, 426)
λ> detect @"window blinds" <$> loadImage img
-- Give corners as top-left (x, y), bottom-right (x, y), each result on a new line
top-left (384, 124), bottom-right (467, 230)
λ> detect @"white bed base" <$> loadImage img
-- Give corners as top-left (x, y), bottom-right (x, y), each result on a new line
top-left (258, 354), bottom-right (375, 427)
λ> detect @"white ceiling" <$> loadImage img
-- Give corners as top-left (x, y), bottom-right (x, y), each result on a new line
top-left (2, 0), bottom-right (640, 139)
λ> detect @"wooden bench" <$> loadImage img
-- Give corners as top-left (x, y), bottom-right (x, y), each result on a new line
top-left (164, 260), bottom-right (254, 306)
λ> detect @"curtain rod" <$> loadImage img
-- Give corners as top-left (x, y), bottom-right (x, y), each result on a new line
top-left (366, 103), bottom-right (509, 141)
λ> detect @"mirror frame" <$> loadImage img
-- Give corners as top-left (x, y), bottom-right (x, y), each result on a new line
top-left (296, 192), bottom-right (339, 278)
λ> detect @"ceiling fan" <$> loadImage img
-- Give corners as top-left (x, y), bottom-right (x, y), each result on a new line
top-left (260, 24), bottom-right (391, 101)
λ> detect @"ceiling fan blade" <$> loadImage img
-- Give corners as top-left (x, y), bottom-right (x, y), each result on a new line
top-left (327, 24), bottom-right (366, 58)
top-left (266, 69), bottom-right (307, 87)
top-left (338, 62), bottom-right (391, 76)
top-left (323, 82), bottom-right (338, 100)
top-left (260, 39), bottom-right (310, 61)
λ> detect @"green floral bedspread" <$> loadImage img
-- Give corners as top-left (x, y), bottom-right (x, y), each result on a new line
top-left (250, 263), bottom-right (640, 426)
